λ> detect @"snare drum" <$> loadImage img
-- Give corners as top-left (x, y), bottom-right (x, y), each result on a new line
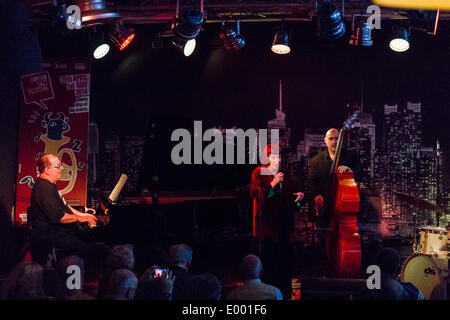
top-left (418, 226), bottom-right (447, 254)
top-left (400, 253), bottom-right (449, 299)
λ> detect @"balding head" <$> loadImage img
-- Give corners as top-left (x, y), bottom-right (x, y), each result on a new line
top-left (324, 128), bottom-right (339, 154)
top-left (37, 154), bottom-right (52, 173)
top-left (106, 269), bottom-right (138, 300)
top-left (38, 154), bottom-right (62, 183)
top-left (169, 243), bottom-right (193, 270)
top-left (239, 254), bottom-right (263, 280)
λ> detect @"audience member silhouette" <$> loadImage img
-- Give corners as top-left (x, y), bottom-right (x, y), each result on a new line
top-left (97, 244), bottom-right (135, 299)
top-left (0, 261), bottom-right (48, 300)
top-left (373, 247), bottom-right (424, 300)
top-left (226, 254), bottom-right (283, 300)
top-left (168, 243), bottom-right (196, 300)
top-left (102, 268), bottom-right (138, 300)
top-left (191, 272), bottom-right (222, 300)
top-left (29, 239), bottom-right (64, 299)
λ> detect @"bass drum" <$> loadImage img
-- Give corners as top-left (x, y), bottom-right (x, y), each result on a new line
top-left (400, 253), bottom-right (449, 300)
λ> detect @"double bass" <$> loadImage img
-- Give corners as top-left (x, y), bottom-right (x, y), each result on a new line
top-left (324, 109), bottom-right (362, 278)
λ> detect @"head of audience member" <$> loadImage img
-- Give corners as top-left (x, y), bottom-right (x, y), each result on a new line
top-left (135, 244), bottom-right (168, 275)
top-left (107, 244), bottom-right (135, 271)
top-left (377, 247), bottom-right (401, 278)
top-left (29, 239), bottom-right (57, 269)
top-left (191, 273), bottom-right (222, 300)
top-left (239, 254), bottom-right (263, 281)
top-left (37, 154), bottom-right (62, 183)
top-left (0, 261), bottom-right (47, 300)
top-left (168, 243), bottom-right (192, 271)
top-left (57, 255), bottom-right (86, 293)
top-left (104, 269), bottom-right (138, 300)
top-left (135, 266), bottom-right (174, 300)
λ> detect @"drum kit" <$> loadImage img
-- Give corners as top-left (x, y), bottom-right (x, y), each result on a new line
top-left (394, 192), bottom-right (449, 299)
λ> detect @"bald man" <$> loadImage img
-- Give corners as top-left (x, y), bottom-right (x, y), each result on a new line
top-left (305, 128), bottom-right (361, 228)
top-left (29, 154), bottom-right (97, 257)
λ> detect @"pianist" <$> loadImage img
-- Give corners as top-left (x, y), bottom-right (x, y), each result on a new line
top-left (28, 154), bottom-right (97, 258)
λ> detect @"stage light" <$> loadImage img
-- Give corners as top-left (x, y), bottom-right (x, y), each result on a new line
top-left (220, 20), bottom-right (246, 52)
top-left (89, 31), bottom-right (110, 59)
top-left (372, 0), bottom-right (450, 10)
top-left (74, 0), bottom-right (120, 27)
top-left (315, 2), bottom-right (346, 40)
top-left (172, 37), bottom-right (196, 56)
top-left (171, 0), bottom-right (204, 56)
top-left (389, 26), bottom-right (410, 52)
top-left (271, 27), bottom-right (291, 54)
top-left (349, 18), bottom-right (373, 46)
top-left (109, 24), bottom-right (135, 51)
top-left (172, 8), bottom-right (204, 41)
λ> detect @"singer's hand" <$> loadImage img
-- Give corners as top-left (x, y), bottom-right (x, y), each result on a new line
top-left (293, 192), bottom-right (304, 203)
top-left (270, 173), bottom-right (284, 188)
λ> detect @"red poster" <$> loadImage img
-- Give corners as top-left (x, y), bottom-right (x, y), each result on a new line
top-left (15, 59), bottom-right (91, 224)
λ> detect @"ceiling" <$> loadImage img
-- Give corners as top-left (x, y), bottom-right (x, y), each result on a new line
top-left (27, 0), bottom-right (450, 26)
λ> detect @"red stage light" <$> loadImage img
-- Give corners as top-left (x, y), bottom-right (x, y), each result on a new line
top-left (119, 33), bottom-right (135, 51)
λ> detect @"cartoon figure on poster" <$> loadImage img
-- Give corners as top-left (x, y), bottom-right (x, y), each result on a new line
top-left (18, 112), bottom-right (79, 196)
top-left (38, 111), bottom-right (78, 195)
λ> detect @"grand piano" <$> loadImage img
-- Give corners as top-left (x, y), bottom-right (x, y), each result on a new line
top-left (88, 188), bottom-right (251, 247)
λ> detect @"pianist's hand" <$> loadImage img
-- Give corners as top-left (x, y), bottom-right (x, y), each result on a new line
top-left (84, 206), bottom-right (96, 215)
top-left (77, 213), bottom-right (97, 228)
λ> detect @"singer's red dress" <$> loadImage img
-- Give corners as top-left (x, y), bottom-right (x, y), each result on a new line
top-left (250, 166), bottom-right (298, 243)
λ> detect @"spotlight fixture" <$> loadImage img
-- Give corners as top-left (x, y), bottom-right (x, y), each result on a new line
top-left (220, 20), bottom-right (246, 52)
top-left (89, 30), bottom-right (110, 59)
top-left (372, 0), bottom-right (450, 10)
top-left (171, 0), bottom-right (204, 56)
top-left (316, 2), bottom-right (346, 40)
top-left (109, 24), bottom-right (135, 51)
top-left (389, 26), bottom-right (410, 52)
top-left (271, 27), bottom-right (291, 55)
top-left (74, 0), bottom-right (120, 27)
top-left (349, 16), bottom-right (373, 46)
top-left (172, 37), bottom-right (196, 57)
top-left (172, 8), bottom-right (204, 41)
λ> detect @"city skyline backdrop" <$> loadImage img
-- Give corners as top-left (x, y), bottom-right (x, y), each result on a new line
top-left (89, 93), bottom-right (450, 239)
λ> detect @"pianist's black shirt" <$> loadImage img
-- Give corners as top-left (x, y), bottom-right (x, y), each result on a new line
top-left (29, 177), bottom-right (72, 241)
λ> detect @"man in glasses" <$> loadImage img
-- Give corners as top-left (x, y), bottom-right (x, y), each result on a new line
top-left (28, 153), bottom-right (97, 258)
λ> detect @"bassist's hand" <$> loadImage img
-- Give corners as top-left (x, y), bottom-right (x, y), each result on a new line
top-left (337, 165), bottom-right (352, 174)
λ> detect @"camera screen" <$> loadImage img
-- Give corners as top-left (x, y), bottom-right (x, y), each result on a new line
top-left (153, 268), bottom-right (166, 278)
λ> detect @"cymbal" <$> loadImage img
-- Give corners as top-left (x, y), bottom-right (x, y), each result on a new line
top-left (395, 192), bottom-right (442, 212)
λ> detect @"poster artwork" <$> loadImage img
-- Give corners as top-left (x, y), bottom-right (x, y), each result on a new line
top-left (15, 59), bottom-right (90, 224)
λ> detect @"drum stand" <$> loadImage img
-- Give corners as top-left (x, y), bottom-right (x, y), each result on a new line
top-left (412, 212), bottom-right (418, 253)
